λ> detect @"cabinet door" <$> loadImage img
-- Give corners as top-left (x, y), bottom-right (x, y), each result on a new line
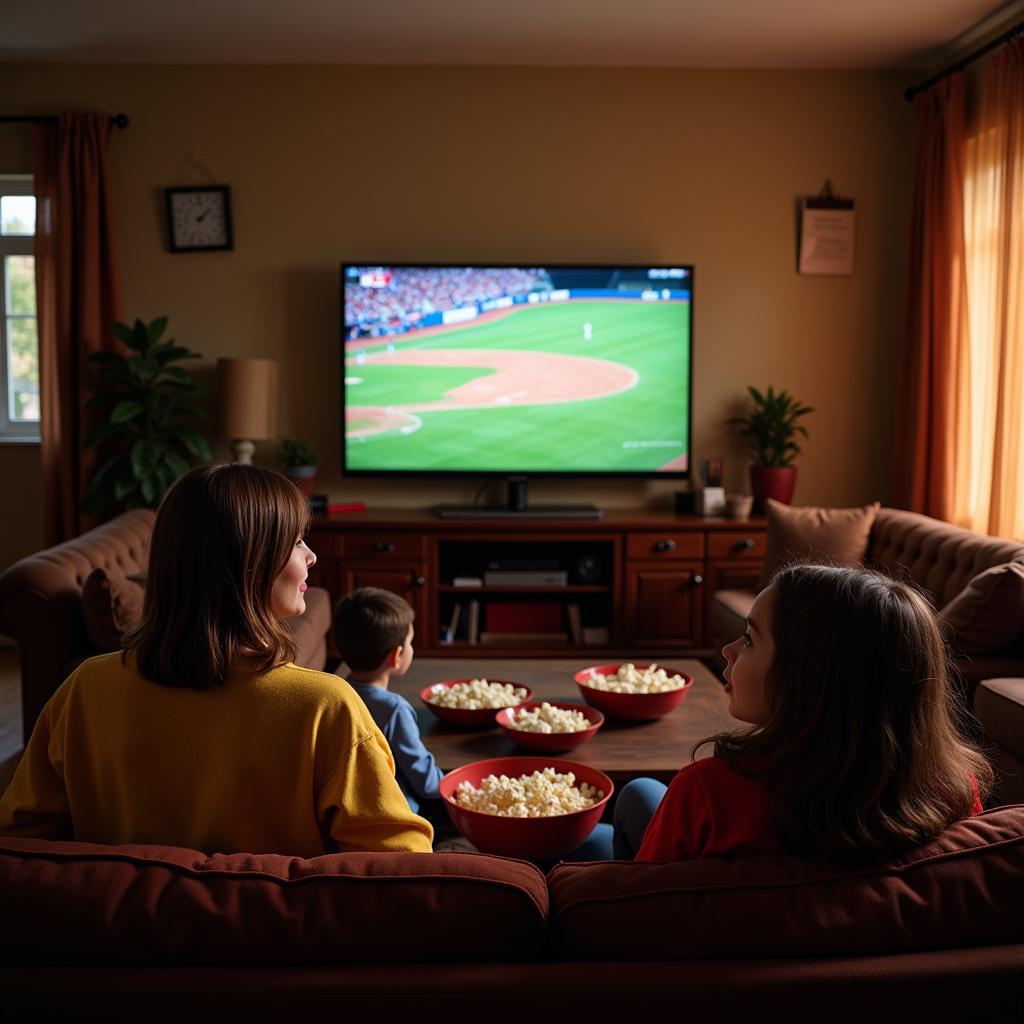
top-left (625, 563), bottom-right (704, 648)
top-left (342, 566), bottom-right (427, 625)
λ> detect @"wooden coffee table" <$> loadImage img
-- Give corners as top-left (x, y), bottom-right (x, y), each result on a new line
top-left (390, 657), bottom-right (733, 785)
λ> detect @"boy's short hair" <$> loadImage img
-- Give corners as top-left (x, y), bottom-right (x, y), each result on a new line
top-left (332, 586), bottom-right (414, 671)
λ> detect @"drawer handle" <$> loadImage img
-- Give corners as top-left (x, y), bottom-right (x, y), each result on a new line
top-left (734, 538), bottom-right (756, 552)
top-left (692, 574), bottom-right (704, 587)
top-left (374, 540), bottom-right (396, 553)
top-left (655, 539), bottom-right (677, 553)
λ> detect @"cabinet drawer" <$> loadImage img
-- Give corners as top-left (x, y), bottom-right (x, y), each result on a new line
top-left (346, 533), bottom-right (425, 561)
top-left (626, 532), bottom-right (704, 560)
top-left (307, 531), bottom-right (344, 558)
top-left (707, 531), bottom-right (766, 559)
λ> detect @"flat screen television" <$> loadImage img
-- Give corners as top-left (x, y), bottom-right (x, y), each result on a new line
top-left (341, 263), bottom-right (692, 515)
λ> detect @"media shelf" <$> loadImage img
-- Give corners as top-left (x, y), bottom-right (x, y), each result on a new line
top-left (437, 585), bottom-right (611, 594)
top-left (306, 509), bottom-right (766, 658)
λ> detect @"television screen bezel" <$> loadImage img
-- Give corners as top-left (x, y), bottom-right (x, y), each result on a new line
top-left (339, 261), bottom-right (694, 481)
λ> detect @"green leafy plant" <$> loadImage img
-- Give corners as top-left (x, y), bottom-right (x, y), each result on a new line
top-left (275, 436), bottom-right (320, 469)
top-left (727, 385), bottom-right (813, 467)
top-left (82, 317), bottom-right (212, 514)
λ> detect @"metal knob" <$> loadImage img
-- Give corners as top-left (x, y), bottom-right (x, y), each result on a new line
top-left (692, 574), bottom-right (704, 586)
top-left (374, 540), bottom-right (396, 553)
top-left (655, 539), bottom-right (677, 553)
top-left (735, 538), bottom-right (755, 552)
top-left (413, 575), bottom-right (425, 587)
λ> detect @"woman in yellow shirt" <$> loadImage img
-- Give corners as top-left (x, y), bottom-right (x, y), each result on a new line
top-left (0, 464), bottom-right (433, 856)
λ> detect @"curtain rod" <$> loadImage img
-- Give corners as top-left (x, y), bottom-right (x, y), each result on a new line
top-left (0, 113), bottom-right (130, 128)
top-left (906, 19), bottom-right (1024, 101)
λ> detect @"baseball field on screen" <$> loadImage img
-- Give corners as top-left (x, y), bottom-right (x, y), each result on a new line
top-left (343, 299), bottom-right (690, 473)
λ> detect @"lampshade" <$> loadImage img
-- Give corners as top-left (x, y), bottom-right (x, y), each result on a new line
top-left (218, 358), bottom-right (278, 439)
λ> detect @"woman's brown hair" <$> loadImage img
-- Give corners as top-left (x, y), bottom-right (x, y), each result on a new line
top-left (704, 564), bottom-right (993, 860)
top-left (123, 463), bottom-right (310, 690)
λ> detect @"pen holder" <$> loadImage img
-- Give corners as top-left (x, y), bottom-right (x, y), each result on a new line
top-left (695, 486), bottom-right (726, 516)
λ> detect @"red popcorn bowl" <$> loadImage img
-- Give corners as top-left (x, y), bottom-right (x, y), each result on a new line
top-left (440, 756), bottom-right (613, 860)
top-left (420, 679), bottom-right (533, 728)
top-left (573, 663), bottom-right (693, 721)
top-left (495, 701), bottom-right (604, 753)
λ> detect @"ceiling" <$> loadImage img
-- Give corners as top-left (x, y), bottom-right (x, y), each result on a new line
top-left (1, 0), bottom-right (1020, 70)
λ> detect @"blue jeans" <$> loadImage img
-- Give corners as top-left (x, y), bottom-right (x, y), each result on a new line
top-left (563, 778), bottom-right (668, 861)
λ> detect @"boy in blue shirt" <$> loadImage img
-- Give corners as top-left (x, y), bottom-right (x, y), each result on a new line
top-left (332, 587), bottom-right (444, 816)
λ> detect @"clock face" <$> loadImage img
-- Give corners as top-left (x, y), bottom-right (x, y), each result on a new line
top-left (167, 186), bottom-right (233, 252)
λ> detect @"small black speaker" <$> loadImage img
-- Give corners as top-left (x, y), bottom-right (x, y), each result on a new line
top-left (308, 493), bottom-right (328, 516)
top-left (576, 554), bottom-right (602, 584)
top-left (674, 491), bottom-right (696, 514)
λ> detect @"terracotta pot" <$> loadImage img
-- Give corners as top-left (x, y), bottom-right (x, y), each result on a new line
top-left (749, 466), bottom-right (797, 513)
top-left (286, 464), bottom-right (317, 498)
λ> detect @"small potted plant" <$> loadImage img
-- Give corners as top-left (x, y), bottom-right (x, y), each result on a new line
top-left (727, 385), bottom-right (813, 512)
top-left (276, 436), bottom-right (320, 497)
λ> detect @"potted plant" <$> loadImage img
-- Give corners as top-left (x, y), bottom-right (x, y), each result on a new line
top-left (82, 317), bottom-right (212, 516)
top-left (276, 436), bottom-right (320, 497)
top-left (727, 385), bottom-right (813, 512)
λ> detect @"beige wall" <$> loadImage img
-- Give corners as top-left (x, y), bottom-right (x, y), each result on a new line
top-left (0, 62), bottom-right (914, 560)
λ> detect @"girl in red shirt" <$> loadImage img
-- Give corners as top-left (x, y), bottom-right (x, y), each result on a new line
top-left (604, 564), bottom-right (991, 863)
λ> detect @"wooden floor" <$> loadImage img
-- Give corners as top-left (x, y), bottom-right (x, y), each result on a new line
top-left (0, 647), bottom-right (23, 793)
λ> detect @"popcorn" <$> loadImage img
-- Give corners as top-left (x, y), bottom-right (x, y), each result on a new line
top-left (582, 663), bottom-right (686, 694)
top-left (506, 702), bottom-right (591, 734)
top-left (452, 767), bottom-right (604, 817)
top-left (427, 678), bottom-right (527, 710)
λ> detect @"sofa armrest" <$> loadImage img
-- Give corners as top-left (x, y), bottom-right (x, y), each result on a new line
top-left (0, 509), bottom-right (155, 742)
top-left (974, 678), bottom-right (1024, 804)
top-left (0, 589), bottom-right (78, 744)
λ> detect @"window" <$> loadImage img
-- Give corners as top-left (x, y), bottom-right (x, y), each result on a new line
top-left (0, 176), bottom-right (38, 442)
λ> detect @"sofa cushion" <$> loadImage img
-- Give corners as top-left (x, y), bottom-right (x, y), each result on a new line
top-left (80, 567), bottom-right (145, 651)
top-left (758, 499), bottom-right (880, 588)
top-left (939, 563), bottom-right (1024, 654)
top-left (547, 806), bottom-right (1024, 960)
top-left (0, 839), bottom-right (548, 965)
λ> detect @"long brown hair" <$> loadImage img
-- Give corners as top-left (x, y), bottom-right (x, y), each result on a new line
top-left (123, 463), bottom-right (310, 690)
top-left (705, 564), bottom-right (993, 860)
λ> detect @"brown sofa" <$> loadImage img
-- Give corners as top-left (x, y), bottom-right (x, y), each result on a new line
top-left (1, 805), bottom-right (1022, 1016)
top-left (709, 506), bottom-right (1024, 691)
top-left (0, 510), bottom-right (332, 744)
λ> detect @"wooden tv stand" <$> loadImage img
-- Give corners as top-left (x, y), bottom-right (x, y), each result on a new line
top-left (307, 509), bottom-right (766, 658)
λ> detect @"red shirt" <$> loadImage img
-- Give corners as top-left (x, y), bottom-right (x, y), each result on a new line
top-left (636, 756), bottom-right (780, 862)
top-left (635, 756), bottom-right (984, 862)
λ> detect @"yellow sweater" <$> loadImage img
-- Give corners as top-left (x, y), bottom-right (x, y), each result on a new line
top-left (0, 653), bottom-right (433, 856)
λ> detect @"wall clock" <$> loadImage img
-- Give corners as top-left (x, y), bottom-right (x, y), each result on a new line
top-left (165, 185), bottom-right (233, 252)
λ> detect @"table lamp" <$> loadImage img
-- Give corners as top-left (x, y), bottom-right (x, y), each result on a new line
top-left (217, 357), bottom-right (278, 464)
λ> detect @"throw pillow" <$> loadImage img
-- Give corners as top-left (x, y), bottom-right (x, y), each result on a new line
top-left (939, 561), bottom-right (1024, 654)
top-left (81, 567), bottom-right (145, 652)
top-left (758, 499), bottom-right (881, 589)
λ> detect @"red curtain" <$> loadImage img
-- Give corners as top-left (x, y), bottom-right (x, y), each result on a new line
top-left (33, 114), bottom-right (122, 544)
top-left (892, 76), bottom-right (969, 519)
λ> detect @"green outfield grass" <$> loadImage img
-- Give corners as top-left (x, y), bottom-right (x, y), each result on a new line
top-left (345, 299), bottom-right (690, 472)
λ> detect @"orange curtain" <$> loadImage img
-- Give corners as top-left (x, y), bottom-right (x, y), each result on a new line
top-left (33, 114), bottom-right (122, 545)
top-left (893, 76), bottom-right (969, 519)
top-left (959, 39), bottom-right (1024, 539)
